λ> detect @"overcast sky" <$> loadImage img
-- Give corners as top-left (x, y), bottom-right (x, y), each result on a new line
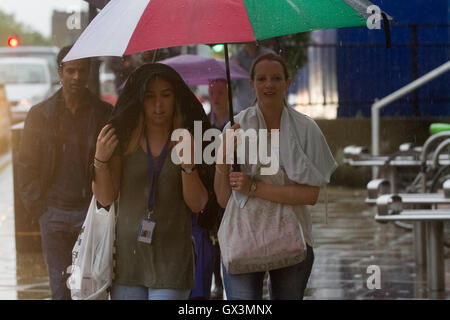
top-left (0, 0), bottom-right (88, 37)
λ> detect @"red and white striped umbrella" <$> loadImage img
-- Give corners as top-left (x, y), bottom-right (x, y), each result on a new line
top-left (66, 0), bottom-right (390, 124)
top-left (66, 0), bottom-right (249, 61)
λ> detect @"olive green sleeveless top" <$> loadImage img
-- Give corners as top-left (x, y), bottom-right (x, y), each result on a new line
top-left (114, 147), bottom-right (194, 289)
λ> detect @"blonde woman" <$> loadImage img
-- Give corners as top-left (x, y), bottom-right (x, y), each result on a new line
top-left (215, 53), bottom-right (337, 300)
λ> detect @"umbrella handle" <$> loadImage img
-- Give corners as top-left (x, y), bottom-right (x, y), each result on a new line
top-left (224, 43), bottom-right (241, 172)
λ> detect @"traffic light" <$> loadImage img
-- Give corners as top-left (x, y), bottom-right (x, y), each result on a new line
top-left (212, 44), bottom-right (224, 53)
top-left (7, 36), bottom-right (19, 48)
top-left (210, 44), bottom-right (225, 59)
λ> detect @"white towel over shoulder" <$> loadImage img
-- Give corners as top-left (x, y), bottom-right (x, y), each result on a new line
top-left (222, 105), bottom-right (338, 206)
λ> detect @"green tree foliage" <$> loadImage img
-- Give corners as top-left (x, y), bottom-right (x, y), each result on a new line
top-left (277, 33), bottom-right (310, 78)
top-left (229, 33), bottom-right (310, 78)
top-left (0, 10), bottom-right (53, 47)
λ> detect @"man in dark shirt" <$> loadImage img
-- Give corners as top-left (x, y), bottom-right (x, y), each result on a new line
top-left (17, 46), bottom-right (112, 300)
top-left (46, 93), bottom-right (93, 210)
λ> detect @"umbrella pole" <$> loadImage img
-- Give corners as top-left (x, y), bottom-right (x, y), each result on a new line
top-left (224, 43), bottom-right (240, 172)
top-left (224, 44), bottom-right (235, 125)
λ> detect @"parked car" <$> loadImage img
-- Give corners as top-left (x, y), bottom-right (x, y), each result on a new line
top-left (0, 46), bottom-right (59, 85)
top-left (0, 57), bottom-right (53, 123)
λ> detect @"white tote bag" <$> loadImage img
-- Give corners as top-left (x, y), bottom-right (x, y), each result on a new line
top-left (67, 197), bottom-right (115, 300)
top-left (219, 194), bottom-right (307, 275)
top-left (218, 167), bottom-right (307, 275)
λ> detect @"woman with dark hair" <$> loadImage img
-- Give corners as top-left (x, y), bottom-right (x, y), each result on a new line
top-left (215, 53), bottom-right (338, 300)
top-left (92, 63), bottom-right (213, 300)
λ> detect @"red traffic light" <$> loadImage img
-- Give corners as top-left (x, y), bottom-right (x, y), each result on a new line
top-left (7, 36), bottom-right (19, 48)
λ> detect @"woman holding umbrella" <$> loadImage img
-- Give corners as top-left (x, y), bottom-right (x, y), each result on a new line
top-left (92, 63), bottom-right (213, 300)
top-left (215, 53), bottom-right (338, 300)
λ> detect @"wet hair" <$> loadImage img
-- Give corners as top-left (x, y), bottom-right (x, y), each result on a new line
top-left (108, 63), bottom-right (214, 203)
top-left (57, 45), bottom-right (91, 69)
top-left (124, 74), bottom-right (184, 155)
top-left (108, 63), bottom-right (210, 156)
top-left (249, 52), bottom-right (290, 81)
top-left (249, 53), bottom-right (290, 107)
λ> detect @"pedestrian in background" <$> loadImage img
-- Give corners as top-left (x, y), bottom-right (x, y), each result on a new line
top-left (92, 63), bottom-right (214, 300)
top-left (107, 54), bottom-right (141, 95)
top-left (208, 79), bottom-right (230, 299)
top-left (208, 79), bottom-right (230, 132)
top-left (215, 53), bottom-right (337, 300)
top-left (17, 45), bottom-right (112, 300)
top-left (189, 79), bottom-right (230, 300)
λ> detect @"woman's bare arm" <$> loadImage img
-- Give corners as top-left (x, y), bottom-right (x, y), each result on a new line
top-left (181, 166), bottom-right (208, 213)
top-left (214, 164), bottom-right (232, 208)
top-left (92, 155), bottom-right (122, 206)
top-left (213, 123), bottom-right (240, 208)
top-left (252, 182), bottom-right (319, 206)
top-left (92, 124), bottom-right (121, 206)
top-left (229, 171), bottom-right (320, 206)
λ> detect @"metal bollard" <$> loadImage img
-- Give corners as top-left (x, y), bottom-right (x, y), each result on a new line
top-left (443, 180), bottom-right (450, 198)
top-left (343, 145), bottom-right (369, 160)
top-left (376, 194), bottom-right (403, 216)
top-left (367, 179), bottom-right (390, 200)
top-left (427, 221), bottom-right (445, 291)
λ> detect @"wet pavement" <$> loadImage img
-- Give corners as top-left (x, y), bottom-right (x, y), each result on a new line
top-left (307, 187), bottom-right (450, 299)
top-left (0, 150), bottom-right (449, 300)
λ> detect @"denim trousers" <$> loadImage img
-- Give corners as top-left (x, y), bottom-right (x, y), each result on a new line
top-left (111, 285), bottom-right (190, 300)
top-left (39, 206), bottom-right (86, 300)
top-left (222, 245), bottom-right (314, 300)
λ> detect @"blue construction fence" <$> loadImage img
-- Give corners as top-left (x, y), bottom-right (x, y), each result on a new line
top-left (288, 0), bottom-right (449, 118)
top-left (336, 23), bottom-right (450, 117)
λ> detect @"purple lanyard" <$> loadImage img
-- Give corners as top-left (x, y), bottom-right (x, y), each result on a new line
top-left (145, 128), bottom-right (169, 216)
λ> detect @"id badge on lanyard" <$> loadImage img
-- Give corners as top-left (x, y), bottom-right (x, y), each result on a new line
top-left (137, 129), bottom-right (169, 244)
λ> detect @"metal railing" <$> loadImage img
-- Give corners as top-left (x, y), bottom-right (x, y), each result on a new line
top-left (371, 60), bottom-right (450, 178)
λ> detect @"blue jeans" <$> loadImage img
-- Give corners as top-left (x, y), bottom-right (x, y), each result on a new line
top-left (222, 245), bottom-right (314, 300)
top-left (111, 285), bottom-right (190, 300)
top-left (39, 206), bottom-right (86, 300)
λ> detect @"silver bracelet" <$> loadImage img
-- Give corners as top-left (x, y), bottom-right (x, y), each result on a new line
top-left (94, 162), bottom-right (108, 170)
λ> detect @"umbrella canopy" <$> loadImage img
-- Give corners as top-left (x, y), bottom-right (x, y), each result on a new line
top-left (69, 0), bottom-right (391, 134)
top-left (159, 54), bottom-right (248, 86)
top-left (65, 0), bottom-right (390, 62)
